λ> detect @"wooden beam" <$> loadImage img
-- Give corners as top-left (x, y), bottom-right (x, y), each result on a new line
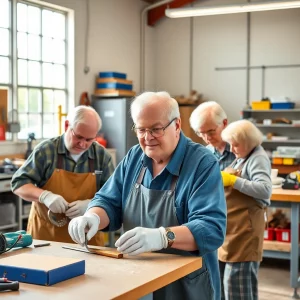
top-left (147, 0), bottom-right (196, 26)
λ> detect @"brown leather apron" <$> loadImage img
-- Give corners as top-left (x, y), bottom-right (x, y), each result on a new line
top-left (218, 156), bottom-right (265, 262)
top-left (27, 155), bottom-right (104, 245)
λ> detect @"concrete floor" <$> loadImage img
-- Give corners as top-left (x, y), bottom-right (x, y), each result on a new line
top-left (259, 258), bottom-right (296, 300)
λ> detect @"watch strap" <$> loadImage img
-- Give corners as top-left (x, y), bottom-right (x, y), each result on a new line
top-left (165, 227), bottom-right (175, 248)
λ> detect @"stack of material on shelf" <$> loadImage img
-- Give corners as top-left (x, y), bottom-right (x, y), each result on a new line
top-left (269, 96), bottom-right (295, 109)
top-left (251, 98), bottom-right (271, 110)
top-left (94, 72), bottom-right (136, 97)
top-left (251, 96), bottom-right (297, 110)
top-left (264, 208), bottom-right (295, 243)
top-left (272, 146), bottom-right (300, 165)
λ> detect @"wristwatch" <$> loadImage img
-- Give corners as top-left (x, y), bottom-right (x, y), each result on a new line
top-left (165, 227), bottom-right (176, 248)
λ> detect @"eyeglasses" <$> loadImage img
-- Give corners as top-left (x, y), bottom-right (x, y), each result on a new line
top-left (71, 128), bottom-right (96, 143)
top-left (195, 125), bottom-right (218, 138)
top-left (132, 118), bottom-right (177, 138)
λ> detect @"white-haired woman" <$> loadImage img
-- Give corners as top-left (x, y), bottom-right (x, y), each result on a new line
top-left (219, 119), bottom-right (272, 300)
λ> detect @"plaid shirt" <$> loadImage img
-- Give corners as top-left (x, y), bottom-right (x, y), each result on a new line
top-left (11, 134), bottom-right (115, 192)
top-left (206, 143), bottom-right (236, 171)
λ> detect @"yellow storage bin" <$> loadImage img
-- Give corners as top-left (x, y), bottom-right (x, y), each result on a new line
top-left (272, 157), bottom-right (283, 165)
top-left (251, 101), bottom-right (271, 110)
top-left (283, 158), bottom-right (294, 165)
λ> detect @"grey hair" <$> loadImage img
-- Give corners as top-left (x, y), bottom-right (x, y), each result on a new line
top-left (67, 105), bottom-right (102, 131)
top-left (130, 91), bottom-right (180, 123)
top-left (189, 101), bottom-right (227, 132)
top-left (221, 120), bottom-right (263, 150)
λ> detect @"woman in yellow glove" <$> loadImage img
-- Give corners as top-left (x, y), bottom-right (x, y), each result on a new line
top-left (219, 119), bottom-right (272, 300)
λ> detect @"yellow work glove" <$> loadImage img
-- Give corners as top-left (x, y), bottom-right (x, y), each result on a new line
top-left (221, 171), bottom-right (238, 187)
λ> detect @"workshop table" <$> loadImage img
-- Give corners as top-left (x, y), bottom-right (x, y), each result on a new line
top-left (0, 240), bottom-right (202, 300)
top-left (264, 188), bottom-right (300, 299)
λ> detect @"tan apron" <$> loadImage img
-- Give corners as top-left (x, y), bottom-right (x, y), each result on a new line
top-left (218, 156), bottom-right (265, 262)
top-left (27, 155), bottom-right (104, 245)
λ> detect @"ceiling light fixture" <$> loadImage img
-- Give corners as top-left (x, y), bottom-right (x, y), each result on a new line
top-left (165, 0), bottom-right (300, 18)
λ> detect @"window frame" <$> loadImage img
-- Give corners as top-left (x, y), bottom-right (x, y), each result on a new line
top-left (0, 0), bottom-right (74, 141)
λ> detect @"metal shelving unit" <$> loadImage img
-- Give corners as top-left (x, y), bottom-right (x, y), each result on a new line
top-left (0, 223), bottom-right (19, 231)
top-left (0, 174), bottom-right (30, 232)
top-left (243, 109), bottom-right (300, 112)
top-left (257, 124), bottom-right (300, 128)
top-left (242, 108), bottom-right (300, 151)
top-left (262, 140), bottom-right (300, 144)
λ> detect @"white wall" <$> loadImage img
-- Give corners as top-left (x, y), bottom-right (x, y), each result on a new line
top-left (153, 0), bottom-right (300, 122)
top-left (44, 0), bottom-right (145, 103)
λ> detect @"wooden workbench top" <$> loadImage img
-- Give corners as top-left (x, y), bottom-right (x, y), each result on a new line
top-left (0, 240), bottom-right (202, 300)
top-left (271, 188), bottom-right (300, 202)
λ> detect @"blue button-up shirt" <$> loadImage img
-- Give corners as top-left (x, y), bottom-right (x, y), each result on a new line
top-left (89, 132), bottom-right (226, 300)
top-left (207, 143), bottom-right (236, 171)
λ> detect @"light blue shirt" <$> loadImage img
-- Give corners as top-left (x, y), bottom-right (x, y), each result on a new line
top-left (207, 143), bottom-right (236, 171)
top-left (89, 132), bottom-right (226, 300)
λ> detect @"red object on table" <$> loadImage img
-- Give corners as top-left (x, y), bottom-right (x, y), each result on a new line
top-left (95, 136), bottom-right (107, 148)
top-left (0, 125), bottom-right (5, 140)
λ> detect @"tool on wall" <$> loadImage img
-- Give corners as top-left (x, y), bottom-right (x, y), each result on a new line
top-left (6, 109), bottom-right (20, 133)
top-left (0, 230), bottom-right (33, 255)
top-left (25, 132), bottom-right (36, 159)
top-left (58, 105), bottom-right (67, 135)
top-left (79, 92), bottom-right (91, 106)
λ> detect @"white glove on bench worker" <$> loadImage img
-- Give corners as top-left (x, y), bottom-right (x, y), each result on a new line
top-left (65, 199), bottom-right (91, 219)
top-left (68, 212), bottom-right (100, 246)
top-left (39, 190), bottom-right (68, 214)
top-left (115, 227), bottom-right (168, 255)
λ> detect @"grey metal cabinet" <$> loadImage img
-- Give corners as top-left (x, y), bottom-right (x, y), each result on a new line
top-left (92, 97), bottom-right (138, 165)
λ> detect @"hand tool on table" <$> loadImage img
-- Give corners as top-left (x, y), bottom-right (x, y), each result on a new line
top-left (0, 230), bottom-right (32, 255)
top-left (0, 278), bottom-right (19, 292)
top-left (62, 235), bottom-right (123, 259)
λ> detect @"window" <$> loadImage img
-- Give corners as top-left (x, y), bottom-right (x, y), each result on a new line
top-left (0, 0), bottom-right (10, 85)
top-left (0, 0), bottom-right (71, 140)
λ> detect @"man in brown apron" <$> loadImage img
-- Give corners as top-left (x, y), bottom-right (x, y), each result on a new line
top-left (219, 120), bottom-right (272, 300)
top-left (68, 91), bottom-right (227, 300)
top-left (11, 105), bottom-right (115, 245)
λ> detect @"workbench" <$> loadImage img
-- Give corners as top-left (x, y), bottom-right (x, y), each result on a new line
top-left (0, 240), bottom-right (202, 300)
top-left (264, 188), bottom-right (300, 299)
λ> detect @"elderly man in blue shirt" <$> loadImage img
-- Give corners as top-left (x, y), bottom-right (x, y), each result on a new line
top-left (68, 91), bottom-right (226, 300)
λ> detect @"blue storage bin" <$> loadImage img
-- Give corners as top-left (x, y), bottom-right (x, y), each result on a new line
top-left (97, 82), bottom-right (132, 90)
top-left (271, 102), bottom-right (295, 109)
top-left (99, 72), bottom-right (126, 79)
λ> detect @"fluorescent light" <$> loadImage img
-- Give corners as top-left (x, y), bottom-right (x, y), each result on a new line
top-left (165, 1), bottom-right (300, 18)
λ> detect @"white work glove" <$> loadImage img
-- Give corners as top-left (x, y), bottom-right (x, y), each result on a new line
top-left (39, 190), bottom-right (69, 214)
top-left (68, 212), bottom-right (100, 246)
top-left (115, 227), bottom-right (168, 256)
top-left (65, 199), bottom-right (91, 219)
